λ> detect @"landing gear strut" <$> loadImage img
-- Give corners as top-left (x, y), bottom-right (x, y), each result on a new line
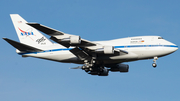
top-left (152, 57), bottom-right (158, 68)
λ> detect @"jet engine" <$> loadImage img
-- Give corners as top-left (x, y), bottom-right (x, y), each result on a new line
top-left (87, 68), bottom-right (109, 76)
top-left (110, 64), bottom-right (129, 72)
top-left (98, 68), bottom-right (109, 76)
top-left (95, 46), bottom-right (114, 54)
top-left (61, 36), bottom-right (81, 44)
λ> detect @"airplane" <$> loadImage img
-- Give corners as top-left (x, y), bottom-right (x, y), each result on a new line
top-left (3, 14), bottom-right (178, 76)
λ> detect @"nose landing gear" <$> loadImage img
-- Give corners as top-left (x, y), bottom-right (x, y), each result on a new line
top-left (152, 57), bottom-right (158, 68)
top-left (152, 63), bottom-right (157, 67)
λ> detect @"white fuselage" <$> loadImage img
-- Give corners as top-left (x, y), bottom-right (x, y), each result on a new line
top-left (18, 36), bottom-right (178, 64)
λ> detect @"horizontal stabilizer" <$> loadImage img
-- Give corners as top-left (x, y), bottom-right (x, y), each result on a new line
top-left (3, 38), bottom-right (43, 52)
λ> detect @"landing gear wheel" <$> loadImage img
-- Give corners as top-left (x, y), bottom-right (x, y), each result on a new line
top-left (89, 68), bottom-right (93, 71)
top-left (152, 63), bottom-right (157, 68)
top-left (85, 68), bottom-right (89, 72)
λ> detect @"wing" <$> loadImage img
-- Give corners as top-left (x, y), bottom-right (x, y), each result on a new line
top-left (27, 23), bottom-right (96, 48)
top-left (27, 23), bottom-right (128, 60)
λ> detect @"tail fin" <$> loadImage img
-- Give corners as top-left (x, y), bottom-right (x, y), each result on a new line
top-left (10, 14), bottom-right (53, 46)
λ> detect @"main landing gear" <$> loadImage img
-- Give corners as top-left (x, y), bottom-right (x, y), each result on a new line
top-left (83, 58), bottom-right (96, 72)
top-left (152, 57), bottom-right (158, 68)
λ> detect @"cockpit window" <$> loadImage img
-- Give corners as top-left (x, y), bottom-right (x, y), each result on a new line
top-left (158, 37), bottom-right (163, 39)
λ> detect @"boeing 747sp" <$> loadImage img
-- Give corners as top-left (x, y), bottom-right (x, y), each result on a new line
top-left (3, 14), bottom-right (178, 76)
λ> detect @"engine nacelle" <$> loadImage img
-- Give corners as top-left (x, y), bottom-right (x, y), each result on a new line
top-left (70, 36), bottom-right (81, 44)
top-left (95, 46), bottom-right (114, 54)
top-left (61, 36), bottom-right (81, 44)
top-left (98, 68), bottom-right (109, 76)
top-left (110, 64), bottom-right (129, 72)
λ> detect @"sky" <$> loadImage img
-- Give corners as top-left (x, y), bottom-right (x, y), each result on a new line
top-left (0, 0), bottom-right (180, 101)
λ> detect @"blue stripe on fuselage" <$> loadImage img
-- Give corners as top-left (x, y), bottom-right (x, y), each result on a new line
top-left (18, 45), bottom-right (178, 55)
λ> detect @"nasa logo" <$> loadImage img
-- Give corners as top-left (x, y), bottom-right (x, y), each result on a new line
top-left (18, 28), bottom-right (34, 36)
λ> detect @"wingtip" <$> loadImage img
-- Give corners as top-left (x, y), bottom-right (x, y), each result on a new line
top-left (2, 37), bottom-right (7, 40)
top-left (27, 23), bottom-right (40, 25)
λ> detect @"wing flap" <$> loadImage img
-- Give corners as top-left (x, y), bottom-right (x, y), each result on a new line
top-left (69, 48), bottom-right (91, 60)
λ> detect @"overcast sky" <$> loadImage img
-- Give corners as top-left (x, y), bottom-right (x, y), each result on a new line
top-left (0, 0), bottom-right (180, 101)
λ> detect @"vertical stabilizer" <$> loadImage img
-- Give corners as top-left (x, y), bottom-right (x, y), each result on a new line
top-left (10, 14), bottom-right (53, 46)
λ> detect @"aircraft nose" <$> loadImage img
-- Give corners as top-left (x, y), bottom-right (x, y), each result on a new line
top-left (163, 41), bottom-right (178, 55)
top-left (174, 45), bottom-right (178, 51)
top-left (170, 44), bottom-right (178, 53)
